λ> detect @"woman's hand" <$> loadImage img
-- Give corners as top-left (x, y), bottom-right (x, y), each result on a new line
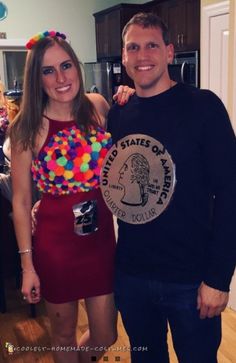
top-left (113, 85), bottom-right (135, 105)
top-left (31, 199), bottom-right (41, 235)
top-left (22, 269), bottom-right (41, 304)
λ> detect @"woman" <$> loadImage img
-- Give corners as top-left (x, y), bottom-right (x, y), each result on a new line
top-left (9, 30), bottom-right (133, 363)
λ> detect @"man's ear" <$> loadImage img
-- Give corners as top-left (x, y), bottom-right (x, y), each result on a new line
top-left (167, 43), bottom-right (174, 65)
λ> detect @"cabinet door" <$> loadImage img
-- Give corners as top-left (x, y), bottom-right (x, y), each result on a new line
top-left (184, 0), bottom-right (200, 50)
top-left (107, 9), bottom-right (122, 59)
top-left (146, 0), bottom-right (186, 49)
top-left (95, 14), bottom-right (109, 60)
top-left (94, 5), bottom-right (142, 61)
top-left (166, 0), bottom-right (185, 50)
top-left (95, 10), bottom-right (121, 60)
top-left (147, 0), bottom-right (200, 51)
top-left (167, 0), bottom-right (200, 51)
top-left (150, 2), bottom-right (169, 26)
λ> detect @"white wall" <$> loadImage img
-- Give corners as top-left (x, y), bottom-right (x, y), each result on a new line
top-left (0, 0), bottom-right (147, 63)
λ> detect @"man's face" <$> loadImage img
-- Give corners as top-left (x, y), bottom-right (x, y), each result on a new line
top-left (122, 24), bottom-right (174, 97)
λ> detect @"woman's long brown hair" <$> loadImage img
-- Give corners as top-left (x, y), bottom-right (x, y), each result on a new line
top-left (9, 36), bottom-right (101, 151)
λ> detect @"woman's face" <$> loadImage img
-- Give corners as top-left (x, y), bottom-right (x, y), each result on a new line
top-left (41, 43), bottom-right (80, 106)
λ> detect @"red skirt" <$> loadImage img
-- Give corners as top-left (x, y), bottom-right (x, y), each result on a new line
top-left (33, 188), bottom-right (116, 303)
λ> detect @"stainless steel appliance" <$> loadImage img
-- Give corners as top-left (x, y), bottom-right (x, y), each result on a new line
top-left (83, 61), bottom-right (122, 105)
top-left (168, 50), bottom-right (199, 87)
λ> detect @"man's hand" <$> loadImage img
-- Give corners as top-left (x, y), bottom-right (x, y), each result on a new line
top-left (197, 282), bottom-right (229, 319)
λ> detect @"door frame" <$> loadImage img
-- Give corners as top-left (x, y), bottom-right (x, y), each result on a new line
top-left (201, 1), bottom-right (236, 311)
top-left (201, 0), bottom-right (229, 89)
top-left (231, 2), bottom-right (236, 132)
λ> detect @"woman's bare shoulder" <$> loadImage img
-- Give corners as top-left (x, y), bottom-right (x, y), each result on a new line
top-left (86, 93), bottom-right (110, 128)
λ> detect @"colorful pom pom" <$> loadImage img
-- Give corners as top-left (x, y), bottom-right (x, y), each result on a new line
top-left (31, 125), bottom-right (112, 195)
top-left (26, 30), bottom-right (67, 50)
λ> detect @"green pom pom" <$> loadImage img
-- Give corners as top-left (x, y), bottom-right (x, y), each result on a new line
top-left (80, 163), bottom-right (89, 172)
top-left (92, 142), bottom-right (102, 152)
top-left (57, 156), bottom-right (67, 166)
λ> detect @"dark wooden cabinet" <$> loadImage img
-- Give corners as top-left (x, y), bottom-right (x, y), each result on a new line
top-left (94, 4), bottom-right (142, 61)
top-left (93, 0), bottom-right (199, 88)
top-left (94, 1), bottom-right (200, 60)
top-left (183, 0), bottom-right (200, 50)
top-left (143, 0), bottom-right (168, 22)
top-left (144, 0), bottom-right (200, 51)
top-left (167, 0), bottom-right (200, 51)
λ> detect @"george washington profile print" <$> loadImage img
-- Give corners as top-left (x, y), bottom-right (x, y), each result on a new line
top-left (118, 153), bottom-right (150, 206)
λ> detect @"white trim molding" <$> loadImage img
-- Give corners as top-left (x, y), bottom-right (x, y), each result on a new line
top-left (201, 1), bottom-right (230, 89)
top-left (232, 4), bottom-right (236, 133)
top-left (0, 39), bottom-right (26, 48)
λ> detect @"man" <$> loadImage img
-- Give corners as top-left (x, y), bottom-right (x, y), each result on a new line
top-left (107, 12), bottom-right (236, 363)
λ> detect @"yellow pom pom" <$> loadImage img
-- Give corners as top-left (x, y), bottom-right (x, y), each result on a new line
top-left (64, 170), bottom-right (74, 179)
top-left (82, 153), bottom-right (91, 163)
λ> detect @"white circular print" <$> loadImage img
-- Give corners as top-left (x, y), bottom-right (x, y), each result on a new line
top-left (100, 134), bottom-right (176, 224)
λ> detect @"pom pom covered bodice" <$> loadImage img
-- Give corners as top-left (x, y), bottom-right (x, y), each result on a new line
top-left (31, 120), bottom-right (112, 195)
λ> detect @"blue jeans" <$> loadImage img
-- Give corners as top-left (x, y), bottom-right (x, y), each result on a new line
top-left (114, 269), bottom-right (221, 363)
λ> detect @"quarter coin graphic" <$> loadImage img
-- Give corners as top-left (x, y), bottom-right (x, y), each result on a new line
top-left (100, 134), bottom-right (176, 224)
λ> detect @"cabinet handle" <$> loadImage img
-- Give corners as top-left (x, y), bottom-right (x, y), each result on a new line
top-left (177, 34), bottom-right (180, 47)
top-left (181, 34), bottom-right (184, 46)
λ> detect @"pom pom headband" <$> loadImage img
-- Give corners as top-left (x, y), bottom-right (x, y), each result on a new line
top-left (26, 30), bottom-right (67, 50)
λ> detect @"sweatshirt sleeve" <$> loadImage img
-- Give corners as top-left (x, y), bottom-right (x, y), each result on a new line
top-left (199, 90), bottom-right (236, 291)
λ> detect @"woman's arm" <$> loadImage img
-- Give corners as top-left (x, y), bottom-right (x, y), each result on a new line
top-left (11, 144), bottom-right (40, 303)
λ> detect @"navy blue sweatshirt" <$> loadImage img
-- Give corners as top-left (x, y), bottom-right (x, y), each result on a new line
top-left (107, 83), bottom-right (236, 292)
